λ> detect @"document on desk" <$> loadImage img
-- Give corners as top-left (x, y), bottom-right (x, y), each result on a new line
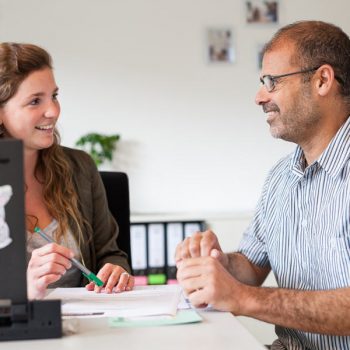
top-left (45, 285), bottom-right (182, 318)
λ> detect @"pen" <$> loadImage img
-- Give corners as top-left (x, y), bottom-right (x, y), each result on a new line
top-left (63, 312), bottom-right (105, 316)
top-left (33, 226), bottom-right (104, 287)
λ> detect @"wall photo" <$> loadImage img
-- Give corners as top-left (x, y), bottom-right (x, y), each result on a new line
top-left (206, 28), bottom-right (235, 64)
top-left (245, 1), bottom-right (279, 24)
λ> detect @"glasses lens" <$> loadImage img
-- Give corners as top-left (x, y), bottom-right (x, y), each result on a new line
top-left (264, 76), bottom-right (273, 92)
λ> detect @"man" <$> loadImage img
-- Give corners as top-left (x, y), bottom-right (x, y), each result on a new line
top-left (176, 21), bottom-right (350, 350)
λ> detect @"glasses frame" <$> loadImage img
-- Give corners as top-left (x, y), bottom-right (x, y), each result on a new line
top-left (260, 66), bottom-right (320, 92)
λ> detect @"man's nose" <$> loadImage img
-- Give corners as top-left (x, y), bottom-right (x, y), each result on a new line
top-left (255, 85), bottom-right (270, 106)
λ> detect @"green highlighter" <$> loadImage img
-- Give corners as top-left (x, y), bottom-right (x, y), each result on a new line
top-left (34, 226), bottom-right (104, 287)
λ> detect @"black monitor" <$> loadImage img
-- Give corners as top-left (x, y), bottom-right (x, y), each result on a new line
top-left (0, 139), bottom-right (61, 341)
top-left (0, 139), bottom-right (28, 303)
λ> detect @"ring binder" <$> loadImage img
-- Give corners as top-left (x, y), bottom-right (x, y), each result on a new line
top-left (130, 220), bottom-right (206, 285)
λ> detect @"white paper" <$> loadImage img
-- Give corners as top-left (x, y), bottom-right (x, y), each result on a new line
top-left (177, 291), bottom-right (192, 310)
top-left (45, 285), bottom-right (182, 318)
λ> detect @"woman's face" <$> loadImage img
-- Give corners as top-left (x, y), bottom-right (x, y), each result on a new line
top-left (0, 67), bottom-right (60, 153)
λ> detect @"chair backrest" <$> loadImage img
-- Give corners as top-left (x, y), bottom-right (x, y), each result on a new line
top-left (99, 171), bottom-right (132, 267)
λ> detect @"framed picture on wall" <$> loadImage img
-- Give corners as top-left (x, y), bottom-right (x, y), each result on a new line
top-left (245, 1), bottom-right (279, 24)
top-left (206, 27), bottom-right (235, 64)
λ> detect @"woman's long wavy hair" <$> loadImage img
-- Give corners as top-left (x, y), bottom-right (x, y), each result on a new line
top-left (0, 42), bottom-right (84, 243)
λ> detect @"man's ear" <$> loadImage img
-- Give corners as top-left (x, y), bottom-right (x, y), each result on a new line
top-left (315, 64), bottom-right (335, 97)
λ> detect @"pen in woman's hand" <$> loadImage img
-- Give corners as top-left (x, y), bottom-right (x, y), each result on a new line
top-left (33, 226), bottom-right (104, 287)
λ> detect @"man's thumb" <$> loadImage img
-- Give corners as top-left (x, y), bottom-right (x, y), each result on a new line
top-left (210, 248), bottom-right (227, 267)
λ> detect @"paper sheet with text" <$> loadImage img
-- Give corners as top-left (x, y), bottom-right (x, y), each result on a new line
top-left (45, 285), bottom-right (182, 318)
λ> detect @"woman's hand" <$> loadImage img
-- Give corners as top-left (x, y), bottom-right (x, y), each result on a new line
top-left (27, 243), bottom-right (74, 300)
top-left (85, 263), bottom-right (135, 293)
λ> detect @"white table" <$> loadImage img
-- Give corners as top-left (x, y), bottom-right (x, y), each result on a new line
top-left (0, 310), bottom-right (265, 350)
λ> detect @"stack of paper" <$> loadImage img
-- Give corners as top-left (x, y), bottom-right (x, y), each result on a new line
top-left (45, 285), bottom-right (182, 318)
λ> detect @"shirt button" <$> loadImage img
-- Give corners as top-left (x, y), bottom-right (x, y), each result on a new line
top-left (301, 219), bottom-right (307, 227)
top-left (331, 238), bottom-right (337, 249)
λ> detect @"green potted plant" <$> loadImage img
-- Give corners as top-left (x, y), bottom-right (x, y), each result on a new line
top-left (75, 132), bottom-right (120, 167)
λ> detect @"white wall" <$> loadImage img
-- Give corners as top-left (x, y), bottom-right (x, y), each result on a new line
top-left (1, 0), bottom-right (349, 215)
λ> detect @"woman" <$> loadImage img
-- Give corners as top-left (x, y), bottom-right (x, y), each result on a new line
top-left (0, 42), bottom-right (134, 299)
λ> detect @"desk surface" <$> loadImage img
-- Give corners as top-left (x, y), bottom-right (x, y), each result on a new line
top-left (0, 310), bottom-right (265, 350)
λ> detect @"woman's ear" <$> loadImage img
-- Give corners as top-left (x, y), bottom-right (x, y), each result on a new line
top-left (0, 113), bottom-right (5, 134)
top-left (315, 64), bottom-right (335, 96)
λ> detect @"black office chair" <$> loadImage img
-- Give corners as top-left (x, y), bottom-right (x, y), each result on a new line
top-left (99, 171), bottom-right (132, 268)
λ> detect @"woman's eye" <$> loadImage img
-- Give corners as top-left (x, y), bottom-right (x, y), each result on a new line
top-left (52, 93), bottom-right (59, 100)
top-left (29, 98), bottom-right (40, 105)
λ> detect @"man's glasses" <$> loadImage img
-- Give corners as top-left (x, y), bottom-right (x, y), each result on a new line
top-left (260, 67), bottom-right (320, 92)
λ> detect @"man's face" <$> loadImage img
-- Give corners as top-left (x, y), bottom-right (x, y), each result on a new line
top-left (255, 45), bottom-right (320, 144)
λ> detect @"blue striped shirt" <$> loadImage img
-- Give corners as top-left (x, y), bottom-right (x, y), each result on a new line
top-left (238, 117), bottom-right (350, 350)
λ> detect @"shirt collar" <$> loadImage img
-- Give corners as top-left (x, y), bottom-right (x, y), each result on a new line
top-left (290, 146), bottom-right (305, 177)
top-left (318, 116), bottom-right (350, 178)
top-left (290, 116), bottom-right (350, 178)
